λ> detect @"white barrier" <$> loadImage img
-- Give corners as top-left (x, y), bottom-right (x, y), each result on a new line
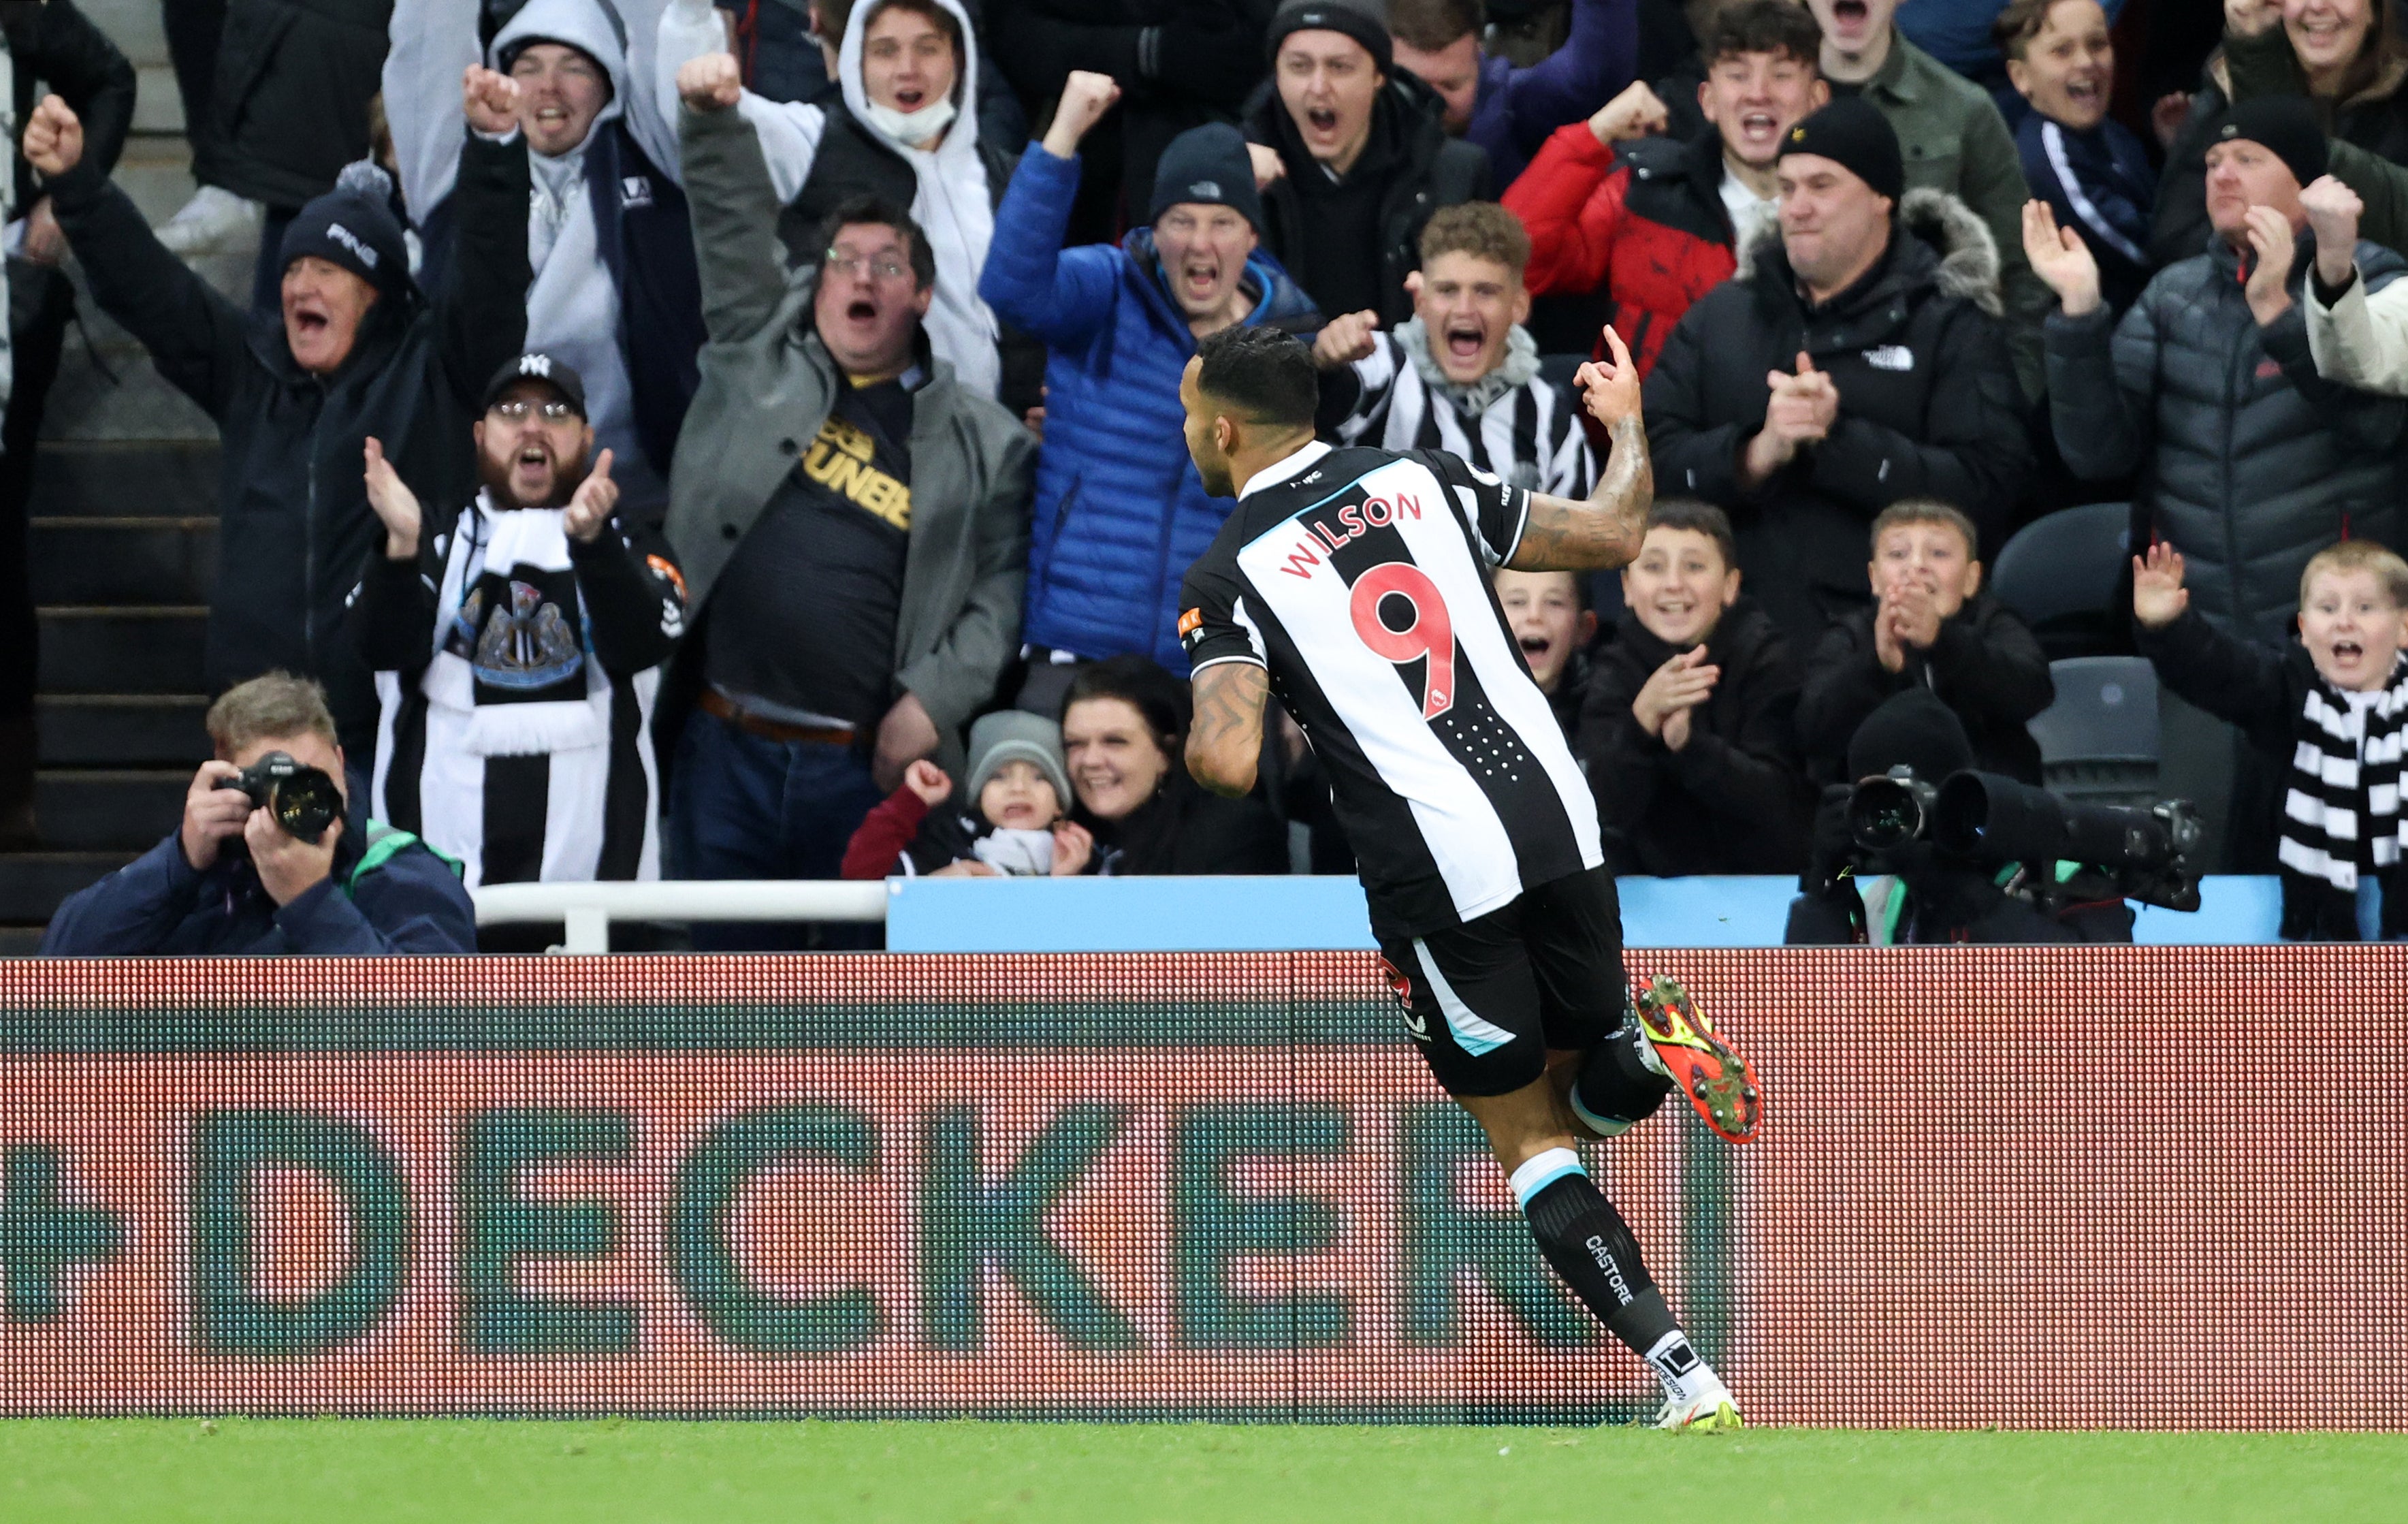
top-left (470, 880), bottom-right (890, 952)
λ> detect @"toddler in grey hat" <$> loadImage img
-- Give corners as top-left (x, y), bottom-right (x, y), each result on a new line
top-left (841, 710), bottom-right (1090, 877)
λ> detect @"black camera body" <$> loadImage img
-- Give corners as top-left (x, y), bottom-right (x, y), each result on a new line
top-left (214, 751), bottom-right (343, 843)
top-left (1839, 765), bottom-right (2203, 913)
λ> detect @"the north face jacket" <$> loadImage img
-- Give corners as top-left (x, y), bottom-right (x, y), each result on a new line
top-left (1503, 124), bottom-right (1739, 378)
top-left (1643, 189), bottom-right (2032, 650)
top-left (2046, 229), bottom-right (2408, 648)
top-left (980, 141), bottom-right (1323, 672)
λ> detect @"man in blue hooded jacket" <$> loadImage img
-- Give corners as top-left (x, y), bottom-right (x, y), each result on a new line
top-left (980, 75), bottom-right (1323, 689)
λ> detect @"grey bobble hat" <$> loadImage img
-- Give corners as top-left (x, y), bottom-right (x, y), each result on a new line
top-left (965, 710), bottom-right (1074, 814)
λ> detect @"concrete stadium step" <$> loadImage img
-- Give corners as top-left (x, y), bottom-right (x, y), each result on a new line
top-left (30, 440), bottom-right (219, 518)
top-left (0, 853), bottom-right (137, 923)
top-left (34, 769), bottom-right (194, 852)
top-left (36, 695), bottom-right (212, 767)
top-left (37, 607), bottom-right (211, 693)
top-left (33, 515), bottom-right (217, 603)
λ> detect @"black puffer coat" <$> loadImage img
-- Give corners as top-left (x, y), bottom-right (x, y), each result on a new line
top-left (2045, 229), bottom-right (2408, 648)
top-left (1642, 189), bottom-right (2031, 652)
top-left (1577, 598), bottom-right (1812, 876)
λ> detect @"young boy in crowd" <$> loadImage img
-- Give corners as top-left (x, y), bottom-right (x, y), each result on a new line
top-left (841, 710), bottom-right (1093, 878)
top-left (1494, 567), bottom-right (1599, 739)
top-left (2134, 538), bottom-right (2408, 941)
top-left (1995, 0), bottom-right (2155, 315)
top-left (1577, 499), bottom-right (1812, 874)
top-left (1311, 203), bottom-right (1594, 496)
top-left (1796, 500), bottom-right (2054, 787)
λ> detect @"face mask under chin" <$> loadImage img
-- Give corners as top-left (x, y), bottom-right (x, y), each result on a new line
top-left (864, 96), bottom-right (957, 146)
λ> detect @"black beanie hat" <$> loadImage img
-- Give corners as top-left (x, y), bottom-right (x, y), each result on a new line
top-left (1266, 0), bottom-right (1393, 74)
top-left (2217, 96), bottom-right (2330, 190)
top-left (1778, 97), bottom-right (1906, 204)
top-left (1846, 688), bottom-right (1975, 784)
top-left (1150, 123), bottom-right (1267, 233)
top-left (279, 175), bottom-right (411, 302)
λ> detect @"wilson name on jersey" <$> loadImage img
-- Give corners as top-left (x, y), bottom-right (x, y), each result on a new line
top-left (1182, 441), bottom-right (1603, 935)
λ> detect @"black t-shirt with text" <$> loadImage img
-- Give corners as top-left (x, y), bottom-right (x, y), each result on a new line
top-left (707, 377), bottom-right (916, 728)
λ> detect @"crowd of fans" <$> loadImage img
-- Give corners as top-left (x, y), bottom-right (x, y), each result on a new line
top-left (10, 0), bottom-right (2408, 954)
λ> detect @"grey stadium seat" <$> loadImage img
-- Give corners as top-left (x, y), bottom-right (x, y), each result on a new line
top-left (2026, 656), bottom-right (2160, 806)
top-left (1991, 503), bottom-right (2132, 661)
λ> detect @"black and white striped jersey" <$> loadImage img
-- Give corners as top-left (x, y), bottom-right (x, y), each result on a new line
top-left (1321, 330), bottom-right (1596, 498)
top-left (1180, 440), bottom-right (1603, 937)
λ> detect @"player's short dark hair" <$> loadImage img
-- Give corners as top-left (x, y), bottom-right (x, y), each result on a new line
top-left (1062, 654), bottom-right (1191, 750)
top-left (812, 192), bottom-right (937, 292)
top-left (1390, 0), bottom-right (1483, 52)
top-left (1645, 497), bottom-right (1737, 568)
top-left (1706, 0), bottom-right (1822, 69)
top-left (1194, 324), bottom-right (1319, 429)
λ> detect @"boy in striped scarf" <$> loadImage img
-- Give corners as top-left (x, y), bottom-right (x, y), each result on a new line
top-left (2134, 537), bottom-right (2408, 941)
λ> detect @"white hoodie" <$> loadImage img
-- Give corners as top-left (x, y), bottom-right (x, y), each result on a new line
top-left (656, 0), bottom-right (1003, 398)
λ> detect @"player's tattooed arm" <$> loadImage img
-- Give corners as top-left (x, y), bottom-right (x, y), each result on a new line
top-left (1186, 661), bottom-right (1270, 798)
top-left (1507, 325), bottom-right (1653, 572)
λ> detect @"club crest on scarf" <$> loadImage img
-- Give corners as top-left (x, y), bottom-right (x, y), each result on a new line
top-left (446, 566), bottom-right (589, 705)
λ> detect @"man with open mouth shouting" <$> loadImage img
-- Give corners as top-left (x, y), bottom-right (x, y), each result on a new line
top-left (351, 353), bottom-right (688, 896)
top-left (1242, 0), bottom-right (1492, 329)
top-left (981, 76), bottom-right (1324, 681)
top-left (1311, 201), bottom-right (1598, 505)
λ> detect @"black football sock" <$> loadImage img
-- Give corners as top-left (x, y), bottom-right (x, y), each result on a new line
top-left (1509, 1147), bottom-right (1720, 1401)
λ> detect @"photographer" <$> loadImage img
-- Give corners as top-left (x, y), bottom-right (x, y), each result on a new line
top-left (38, 675), bottom-right (477, 957)
top-left (1784, 688), bottom-right (2136, 945)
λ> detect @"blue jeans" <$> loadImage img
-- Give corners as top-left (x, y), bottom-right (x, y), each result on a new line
top-left (667, 710), bottom-right (886, 951)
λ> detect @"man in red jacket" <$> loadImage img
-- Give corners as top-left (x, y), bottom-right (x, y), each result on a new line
top-left (1503, 0), bottom-right (1824, 377)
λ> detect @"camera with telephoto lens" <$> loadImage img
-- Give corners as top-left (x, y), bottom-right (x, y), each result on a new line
top-left (214, 751), bottom-right (343, 843)
top-left (1840, 765), bottom-right (2204, 913)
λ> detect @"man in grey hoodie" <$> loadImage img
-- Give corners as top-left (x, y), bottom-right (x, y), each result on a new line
top-left (382, 0), bottom-right (705, 521)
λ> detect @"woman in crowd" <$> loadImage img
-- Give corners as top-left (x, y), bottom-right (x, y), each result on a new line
top-left (1059, 656), bottom-right (1287, 876)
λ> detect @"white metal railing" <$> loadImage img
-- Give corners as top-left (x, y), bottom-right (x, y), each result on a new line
top-left (470, 880), bottom-right (890, 953)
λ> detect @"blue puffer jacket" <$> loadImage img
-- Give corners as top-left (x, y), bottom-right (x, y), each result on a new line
top-left (979, 144), bottom-right (1322, 672)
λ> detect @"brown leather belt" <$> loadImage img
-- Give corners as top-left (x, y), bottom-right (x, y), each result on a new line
top-left (698, 688), bottom-right (857, 747)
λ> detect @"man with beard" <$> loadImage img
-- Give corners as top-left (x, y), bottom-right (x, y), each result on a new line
top-left (351, 354), bottom-right (687, 889)
top-left (1243, 0), bottom-right (1491, 328)
top-left (980, 76), bottom-right (1322, 681)
top-left (670, 59), bottom-right (1033, 942)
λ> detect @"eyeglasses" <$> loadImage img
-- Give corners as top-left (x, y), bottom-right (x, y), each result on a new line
top-left (824, 250), bottom-right (914, 283)
top-left (491, 398), bottom-right (577, 422)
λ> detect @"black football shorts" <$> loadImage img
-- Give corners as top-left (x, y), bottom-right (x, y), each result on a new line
top-left (1376, 866), bottom-right (1629, 1098)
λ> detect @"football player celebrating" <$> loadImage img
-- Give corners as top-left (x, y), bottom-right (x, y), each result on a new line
top-left (1177, 323), bottom-right (1760, 1430)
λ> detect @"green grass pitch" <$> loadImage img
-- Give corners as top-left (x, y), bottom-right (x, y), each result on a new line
top-left (4, 1421), bottom-right (2404, 1523)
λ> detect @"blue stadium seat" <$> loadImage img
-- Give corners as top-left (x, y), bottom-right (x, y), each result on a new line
top-left (2027, 656), bottom-right (2160, 806)
top-left (1991, 503), bottom-right (2132, 660)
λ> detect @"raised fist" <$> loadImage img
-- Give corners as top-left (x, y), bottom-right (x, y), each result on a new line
top-left (1042, 71), bottom-right (1123, 158)
top-left (1311, 310), bottom-right (1381, 370)
top-left (463, 65), bottom-right (521, 136)
top-left (1588, 80), bottom-right (1669, 146)
top-left (21, 95), bottom-right (82, 178)
top-left (677, 52), bottom-right (743, 112)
